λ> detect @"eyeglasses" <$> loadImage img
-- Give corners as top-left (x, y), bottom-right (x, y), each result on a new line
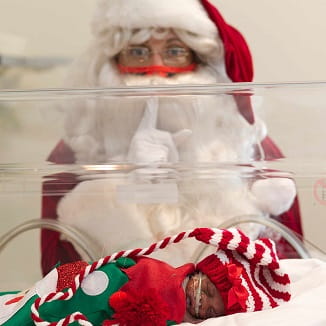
top-left (117, 45), bottom-right (195, 67)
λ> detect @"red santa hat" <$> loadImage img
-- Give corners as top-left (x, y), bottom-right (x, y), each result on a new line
top-left (194, 227), bottom-right (291, 315)
top-left (91, 0), bottom-right (255, 124)
top-left (200, 0), bottom-right (255, 124)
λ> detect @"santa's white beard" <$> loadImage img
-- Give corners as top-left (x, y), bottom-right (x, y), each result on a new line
top-left (57, 64), bottom-right (274, 266)
top-left (63, 65), bottom-right (265, 163)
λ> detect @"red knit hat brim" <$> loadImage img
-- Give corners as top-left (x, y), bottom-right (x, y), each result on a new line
top-left (196, 254), bottom-right (248, 315)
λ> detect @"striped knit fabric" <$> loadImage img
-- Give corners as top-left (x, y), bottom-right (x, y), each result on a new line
top-left (194, 227), bottom-right (291, 314)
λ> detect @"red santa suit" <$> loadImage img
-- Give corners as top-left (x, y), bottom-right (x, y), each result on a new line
top-left (40, 0), bottom-right (302, 275)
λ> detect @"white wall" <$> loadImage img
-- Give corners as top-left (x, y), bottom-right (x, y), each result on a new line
top-left (0, 0), bottom-right (93, 57)
top-left (1, 0), bottom-right (326, 82)
top-left (212, 0), bottom-right (326, 82)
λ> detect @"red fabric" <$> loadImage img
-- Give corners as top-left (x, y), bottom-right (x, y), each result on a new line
top-left (196, 255), bottom-right (248, 315)
top-left (200, 0), bottom-right (255, 124)
top-left (261, 136), bottom-right (303, 258)
top-left (190, 227), bottom-right (215, 244)
top-left (102, 321), bottom-right (116, 326)
top-left (5, 296), bottom-right (24, 305)
top-left (226, 264), bottom-right (248, 311)
top-left (56, 261), bottom-right (88, 291)
top-left (233, 94), bottom-right (255, 125)
top-left (41, 140), bottom-right (81, 276)
top-left (47, 139), bottom-right (76, 164)
top-left (261, 136), bottom-right (284, 160)
top-left (121, 257), bottom-right (195, 323)
top-left (108, 288), bottom-right (170, 326)
top-left (200, 0), bottom-right (253, 82)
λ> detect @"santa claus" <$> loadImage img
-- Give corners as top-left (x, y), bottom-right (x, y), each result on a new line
top-left (41, 0), bottom-right (302, 275)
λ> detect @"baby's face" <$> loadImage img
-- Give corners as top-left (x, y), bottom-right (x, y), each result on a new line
top-left (184, 273), bottom-right (225, 323)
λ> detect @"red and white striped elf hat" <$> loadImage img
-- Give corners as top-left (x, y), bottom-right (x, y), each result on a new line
top-left (193, 227), bottom-right (291, 315)
top-left (31, 227), bottom-right (291, 325)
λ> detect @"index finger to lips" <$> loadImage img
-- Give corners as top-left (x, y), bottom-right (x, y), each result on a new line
top-left (137, 97), bottom-right (158, 130)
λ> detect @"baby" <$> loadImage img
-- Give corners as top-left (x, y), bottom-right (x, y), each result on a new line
top-left (184, 272), bottom-right (225, 322)
top-left (0, 228), bottom-right (291, 325)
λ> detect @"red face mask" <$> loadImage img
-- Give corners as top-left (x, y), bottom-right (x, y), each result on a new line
top-left (117, 63), bottom-right (197, 77)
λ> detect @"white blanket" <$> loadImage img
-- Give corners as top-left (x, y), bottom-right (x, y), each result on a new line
top-left (182, 258), bottom-right (326, 326)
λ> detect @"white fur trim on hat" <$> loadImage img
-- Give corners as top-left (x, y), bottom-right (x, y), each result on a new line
top-left (92, 0), bottom-right (217, 38)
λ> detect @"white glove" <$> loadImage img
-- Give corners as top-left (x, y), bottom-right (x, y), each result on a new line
top-left (127, 98), bottom-right (192, 163)
top-left (251, 178), bottom-right (296, 216)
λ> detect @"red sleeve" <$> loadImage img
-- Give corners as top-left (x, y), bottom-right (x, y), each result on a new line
top-left (261, 136), bottom-right (303, 258)
top-left (261, 136), bottom-right (284, 160)
top-left (41, 140), bottom-right (81, 275)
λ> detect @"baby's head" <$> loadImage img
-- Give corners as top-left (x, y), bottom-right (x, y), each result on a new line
top-left (185, 272), bottom-right (225, 322)
top-left (184, 228), bottom-right (292, 323)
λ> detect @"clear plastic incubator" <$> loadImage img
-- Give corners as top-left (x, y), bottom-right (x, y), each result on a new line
top-left (0, 82), bottom-right (326, 282)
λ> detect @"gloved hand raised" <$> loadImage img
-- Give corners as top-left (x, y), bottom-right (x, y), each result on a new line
top-left (127, 98), bottom-right (192, 163)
